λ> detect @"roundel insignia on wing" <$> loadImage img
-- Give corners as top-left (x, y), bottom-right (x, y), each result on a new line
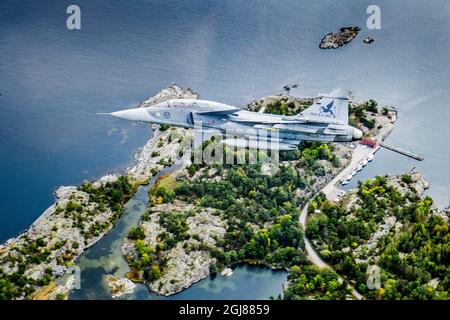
top-left (163, 111), bottom-right (171, 119)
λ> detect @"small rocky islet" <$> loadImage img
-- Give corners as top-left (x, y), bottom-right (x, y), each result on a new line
top-left (319, 26), bottom-right (361, 49)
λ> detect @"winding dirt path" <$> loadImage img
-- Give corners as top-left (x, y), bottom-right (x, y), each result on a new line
top-left (298, 144), bottom-right (380, 300)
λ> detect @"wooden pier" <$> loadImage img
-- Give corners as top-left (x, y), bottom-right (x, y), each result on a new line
top-left (379, 142), bottom-right (424, 161)
top-left (407, 166), bottom-right (416, 174)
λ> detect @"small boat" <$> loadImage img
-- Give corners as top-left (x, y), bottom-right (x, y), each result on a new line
top-left (356, 165), bottom-right (363, 172)
top-left (351, 170), bottom-right (357, 176)
top-left (362, 160), bottom-right (368, 166)
top-left (221, 268), bottom-right (234, 277)
top-left (341, 180), bottom-right (349, 185)
top-left (367, 154), bottom-right (374, 162)
top-left (346, 174), bottom-right (353, 181)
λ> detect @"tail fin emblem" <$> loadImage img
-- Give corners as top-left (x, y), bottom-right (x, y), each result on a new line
top-left (320, 101), bottom-right (335, 116)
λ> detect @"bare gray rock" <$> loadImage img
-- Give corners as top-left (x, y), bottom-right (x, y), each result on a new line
top-left (320, 26), bottom-right (361, 49)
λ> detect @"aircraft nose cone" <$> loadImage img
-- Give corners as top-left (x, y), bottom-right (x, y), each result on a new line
top-left (353, 128), bottom-right (363, 140)
top-left (110, 108), bottom-right (151, 122)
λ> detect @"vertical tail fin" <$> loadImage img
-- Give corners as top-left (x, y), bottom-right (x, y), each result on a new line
top-left (299, 89), bottom-right (349, 124)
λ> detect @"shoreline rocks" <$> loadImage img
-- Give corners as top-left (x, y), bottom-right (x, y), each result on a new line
top-left (320, 26), bottom-right (361, 49)
top-left (106, 275), bottom-right (137, 299)
top-left (0, 84), bottom-right (197, 300)
top-left (0, 181), bottom-right (118, 299)
top-left (139, 83), bottom-right (199, 108)
top-left (123, 201), bottom-right (228, 296)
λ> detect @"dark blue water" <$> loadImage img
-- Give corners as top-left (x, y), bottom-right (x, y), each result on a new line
top-left (1, 0), bottom-right (450, 243)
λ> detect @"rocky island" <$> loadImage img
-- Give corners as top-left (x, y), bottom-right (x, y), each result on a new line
top-left (0, 84), bottom-right (195, 300)
top-left (304, 172), bottom-right (449, 299)
top-left (1, 84), bottom-right (447, 301)
top-left (363, 36), bottom-right (375, 44)
top-left (320, 26), bottom-right (361, 49)
top-left (120, 89), bottom-right (400, 298)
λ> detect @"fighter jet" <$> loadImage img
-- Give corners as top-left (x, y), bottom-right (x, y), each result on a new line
top-left (105, 88), bottom-right (362, 150)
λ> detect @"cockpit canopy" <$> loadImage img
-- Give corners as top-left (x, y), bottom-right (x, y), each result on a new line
top-left (150, 99), bottom-right (237, 112)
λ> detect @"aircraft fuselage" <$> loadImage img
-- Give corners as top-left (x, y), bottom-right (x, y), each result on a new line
top-left (108, 94), bottom-right (362, 150)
